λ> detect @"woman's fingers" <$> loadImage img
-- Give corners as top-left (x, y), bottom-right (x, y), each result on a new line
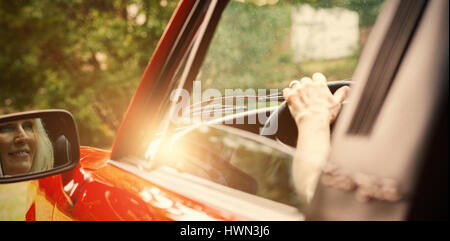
top-left (286, 73), bottom-right (352, 124)
top-left (330, 86), bottom-right (350, 122)
top-left (300, 77), bottom-right (313, 85)
top-left (283, 87), bottom-right (303, 112)
top-left (333, 86), bottom-right (350, 104)
top-left (289, 80), bottom-right (301, 88)
top-left (312, 72), bottom-right (327, 84)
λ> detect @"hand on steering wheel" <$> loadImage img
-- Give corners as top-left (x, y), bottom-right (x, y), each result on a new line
top-left (260, 73), bottom-right (351, 147)
top-left (283, 73), bottom-right (350, 127)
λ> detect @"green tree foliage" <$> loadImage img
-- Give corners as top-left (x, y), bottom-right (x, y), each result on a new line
top-left (0, 0), bottom-right (178, 148)
top-left (198, 2), bottom-right (294, 92)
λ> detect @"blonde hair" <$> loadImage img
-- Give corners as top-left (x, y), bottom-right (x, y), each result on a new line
top-left (29, 118), bottom-right (54, 173)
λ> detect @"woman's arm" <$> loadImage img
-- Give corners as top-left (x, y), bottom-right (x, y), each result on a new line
top-left (283, 73), bottom-right (350, 204)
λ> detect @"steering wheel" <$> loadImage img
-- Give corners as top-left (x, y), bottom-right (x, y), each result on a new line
top-left (260, 80), bottom-right (352, 147)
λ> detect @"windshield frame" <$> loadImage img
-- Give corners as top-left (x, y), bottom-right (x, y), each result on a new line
top-left (111, 0), bottom-right (230, 162)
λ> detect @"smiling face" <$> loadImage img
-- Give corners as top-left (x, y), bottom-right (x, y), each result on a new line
top-left (0, 119), bottom-right (37, 175)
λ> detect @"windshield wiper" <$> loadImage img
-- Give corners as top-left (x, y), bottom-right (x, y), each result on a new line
top-left (183, 93), bottom-right (285, 117)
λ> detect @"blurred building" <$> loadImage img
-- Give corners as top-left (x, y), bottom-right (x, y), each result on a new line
top-left (291, 4), bottom-right (359, 62)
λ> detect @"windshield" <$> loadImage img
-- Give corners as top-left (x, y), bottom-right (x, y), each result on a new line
top-left (191, 0), bottom-right (385, 120)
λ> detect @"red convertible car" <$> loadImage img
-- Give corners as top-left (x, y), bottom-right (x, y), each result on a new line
top-left (0, 0), bottom-right (448, 221)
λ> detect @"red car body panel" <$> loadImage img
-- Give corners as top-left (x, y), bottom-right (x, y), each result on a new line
top-left (26, 147), bottom-right (242, 220)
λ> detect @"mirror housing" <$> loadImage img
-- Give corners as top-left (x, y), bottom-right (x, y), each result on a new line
top-left (0, 110), bottom-right (80, 183)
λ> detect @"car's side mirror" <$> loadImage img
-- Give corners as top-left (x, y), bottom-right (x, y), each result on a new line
top-left (0, 110), bottom-right (80, 183)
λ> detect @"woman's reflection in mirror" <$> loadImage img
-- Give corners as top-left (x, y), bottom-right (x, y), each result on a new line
top-left (0, 119), bottom-right (54, 176)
